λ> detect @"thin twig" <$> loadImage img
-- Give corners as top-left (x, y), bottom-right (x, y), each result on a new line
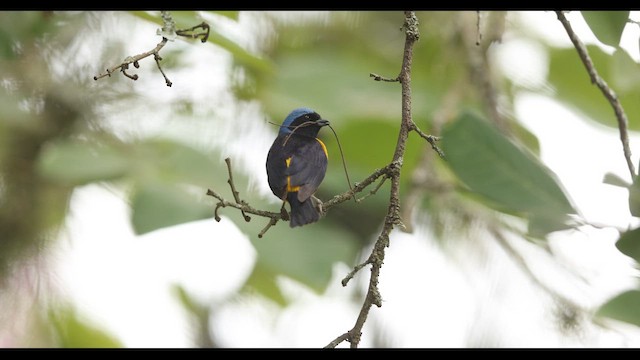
top-left (556, 11), bottom-right (636, 179)
top-left (324, 332), bottom-right (352, 349)
top-left (206, 189), bottom-right (281, 219)
top-left (341, 259), bottom-right (373, 287)
top-left (224, 158), bottom-right (250, 222)
top-left (176, 22), bottom-right (211, 43)
top-left (94, 12), bottom-right (209, 87)
top-left (356, 175), bottom-right (388, 203)
top-left (154, 53), bottom-right (172, 87)
top-left (410, 123), bottom-right (445, 159)
top-left (93, 37), bottom-right (169, 82)
top-left (321, 164), bottom-right (395, 213)
top-left (369, 73), bottom-right (399, 82)
top-left (258, 217), bottom-right (279, 239)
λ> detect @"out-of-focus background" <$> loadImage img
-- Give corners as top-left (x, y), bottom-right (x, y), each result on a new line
top-left (1, 10), bottom-right (640, 348)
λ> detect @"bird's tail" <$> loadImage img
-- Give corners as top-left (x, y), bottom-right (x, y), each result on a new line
top-left (287, 192), bottom-right (320, 227)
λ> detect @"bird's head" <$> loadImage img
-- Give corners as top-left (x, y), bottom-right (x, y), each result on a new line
top-left (279, 107), bottom-right (330, 136)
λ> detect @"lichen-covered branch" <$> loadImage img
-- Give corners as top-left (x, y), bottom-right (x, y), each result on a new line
top-left (93, 11), bottom-right (210, 87)
top-left (556, 11), bottom-right (636, 179)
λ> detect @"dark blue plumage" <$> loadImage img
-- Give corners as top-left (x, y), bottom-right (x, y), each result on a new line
top-left (266, 108), bottom-right (329, 227)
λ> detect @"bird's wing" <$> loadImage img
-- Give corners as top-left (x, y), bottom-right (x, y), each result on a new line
top-left (266, 135), bottom-right (290, 199)
top-left (287, 137), bottom-right (328, 202)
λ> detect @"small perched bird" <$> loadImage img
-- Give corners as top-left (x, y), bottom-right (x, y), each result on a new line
top-left (266, 107), bottom-right (329, 227)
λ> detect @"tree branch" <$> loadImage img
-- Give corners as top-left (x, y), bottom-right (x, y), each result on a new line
top-left (93, 11), bottom-right (209, 87)
top-left (325, 11), bottom-right (421, 349)
top-left (462, 11), bottom-right (510, 134)
top-left (206, 158), bottom-right (280, 239)
top-left (206, 159), bottom-right (397, 239)
top-left (93, 37), bottom-right (169, 83)
top-left (556, 11), bottom-right (636, 179)
top-left (224, 158), bottom-right (251, 222)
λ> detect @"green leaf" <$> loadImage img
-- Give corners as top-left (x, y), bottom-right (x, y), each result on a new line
top-left (333, 119), bottom-right (413, 174)
top-left (36, 140), bottom-right (130, 185)
top-left (597, 289), bottom-right (640, 327)
top-left (527, 212), bottom-right (575, 239)
top-left (0, 29), bottom-right (15, 59)
top-left (244, 263), bottom-right (287, 306)
top-left (218, 199), bottom-right (359, 294)
top-left (581, 11), bottom-right (629, 47)
top-left (441, 111), bottom-right (576, 234)
top-left (49, 306), bottom-right (122, 348)
top-left (628, 177), bottom-right (640, 217)
top-left (254, 12), bottom-right (453, 122)
top-left (130, 182), bottom-right (212, 235)
top-left (603, 172), bottom-right (631, 188)
top-left (610, 48), bottom-right (640, 93)
top-left (616, 226), bottom-right (640, 262)
top-left (511, 119), bottom-right (541, 157)
top-left (134, 138), bottom-right (221, 188)
top-left (171, 283), bottom-right (207, 318)
top-left (253, 225), bottom-right (357, 293)
top-left (548, 45), bottom-right (640, 131)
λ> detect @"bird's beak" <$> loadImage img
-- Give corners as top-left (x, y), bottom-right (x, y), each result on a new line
top-left (316, 119), bottom-right (330, 127)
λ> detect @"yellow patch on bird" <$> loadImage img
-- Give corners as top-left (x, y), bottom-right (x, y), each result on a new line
top-left (285, 157), bottom-right (300, 192)
top-left (316, 138), bottom-right (328, 159)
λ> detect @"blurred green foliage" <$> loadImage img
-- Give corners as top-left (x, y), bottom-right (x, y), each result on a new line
top-left (49, 306), bottom-right (123, 348)
top-left (581, 11), bottom-right (629, 47)
top-left (441, 111), bottom-right (576, 237)
top-left (596, 289), bottom-right (640, 327)
top-left (548, 45), bottom-right (640, 130)
top-left (1, 10), bottom-right (640, 347)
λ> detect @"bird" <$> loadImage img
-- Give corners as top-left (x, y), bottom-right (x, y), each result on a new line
top-left (266, 107), bottom-right (330, 227)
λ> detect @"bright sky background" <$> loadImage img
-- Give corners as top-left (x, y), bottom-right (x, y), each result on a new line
top-left (45, 11), bottom-right (640, 348)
